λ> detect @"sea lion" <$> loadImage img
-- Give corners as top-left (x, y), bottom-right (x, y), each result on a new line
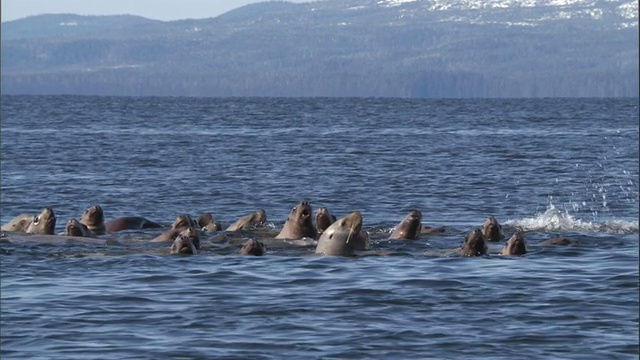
top-left (500, 232), bottom-right (527, 255)
top-left (150, 214), bottom-right (195, 243)
top-left (276, 201), bottom-right (317, 240)
top-left (239, 239), bottom-right (267, 256)
top-left (354, 230), bottom-right (369, 251)
top-left (171, 214), bottom-right (197, 230)
top-left (460, 229), bottom-right (487, 257)
top-left (25, 208), bottom-right (56, 235)
top-left (65, 218), bottom-right (95, 238)
top-left (105, 216), bottom-right (164, 233)
top-left (197, 212), bottom-right (222, 232)
top-left (169, 227), bottom-right (200, 255)
top-left (1, 213), bottom-right (34, 232)
top-left (226, 209), bottom-right (267, 231)
top-left (389, 210), bottom-right (422, 240)
top-left (540, 237), bottom-right (578, 246)
top-left (315, 207), bottom-right (337, 235)
top-left (482, 216), bottom-right (503, 242)
top-left (80, 205), bottom-right (106, 235)
top-left (315, 211), bottom-right (363, 256)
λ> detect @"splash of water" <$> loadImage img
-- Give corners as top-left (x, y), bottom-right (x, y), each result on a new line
top-left (505, 203), bottom-right (639, 234)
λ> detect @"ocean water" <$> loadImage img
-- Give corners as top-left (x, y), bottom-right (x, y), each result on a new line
top-left (1, 95), bottom-right (638, 359)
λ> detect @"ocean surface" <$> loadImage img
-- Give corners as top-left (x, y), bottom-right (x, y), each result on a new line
top-left (1, 95), bottom-right (638, 359)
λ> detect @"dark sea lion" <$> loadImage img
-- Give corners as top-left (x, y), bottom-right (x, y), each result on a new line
top-left (170, 227), bottom-right (200, 255)
top-left (240, 239), bottom-right (267, 256)
top-left (80, 205), bottom-right (106, 235)
top-left (315, 207), bottom-right (337, 235)
top-left (25, 208), bottom-right (56, 235)
top-left (460, 229), bottom-right (487, 257)
top-left (389, 209), bottom-right (422, 240)
top-left (276, 201), bottom-right (317, 240)
top-left (354, 230), bottom-right (369, 251)
top-left (540, 237), bottom-right (578, 246)
top-left (500, 232), bottom-right (527, 255)
top-left (315, 211), bottom-right (363, 256)
top-left (105, 216), bottom-right (164, 233)
top-left (226, 209), bottom-right (267, 231)
top-left (482, 216), bottom-right (503, 242)
top-left (197, 212), bottom-right (222, 232)
top-left (1, 214), bottom-right (34, 232)
top-left (65, 218), bottom-right (95, 238)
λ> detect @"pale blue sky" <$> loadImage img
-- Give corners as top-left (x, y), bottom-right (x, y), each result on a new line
top-left (1, 0), bottom-right (313, 23)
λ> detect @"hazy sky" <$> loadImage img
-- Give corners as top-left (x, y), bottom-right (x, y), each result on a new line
top-left (1, 0), bottom-right (313, 23)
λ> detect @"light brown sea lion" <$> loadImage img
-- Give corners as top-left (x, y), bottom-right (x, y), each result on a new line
top-left (150, 229), bottom-right (183, 243)
top-left (389, 209), bottom-right (422, 240)
top-left (65, 218), bottom-right (95, 238)
top-left (315, 211), bottom-right (363, 256)
top-left (276, 201), bottom-right (317, 240)
top-left (226, 209), bottom-right (267, 231)
top-left (171, 214), bottom-right (197, 230)
top-left (170, 228), bottom-right (200, 254)
top-left (197, 212), bottom-right (222, 232)
top-left (482, 216), bottom-right (503, 242)
top-left (25, 208), bottom-right (56, 235)
top-left (239, 239), bottom-right (267, 256)
top-left (500, 232), bottom-right (527, 255)
top-left (315, 207), bottom-right (337, 235)
top-left (105, 216), bottom-right (164, 233)
top-left (80, 205), bottom-right (106, 235)
top-left (460, 229), bottom-right (487, 257)
top-left (150, 215), bottom-right (195, 243)
top-left (540, 238), bottom-right (578, 246)
top-left (1, 213), bottom-right (34, 232)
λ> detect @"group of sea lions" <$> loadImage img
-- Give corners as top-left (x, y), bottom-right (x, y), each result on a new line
top-left (1, 201), bottom-right (575, 257)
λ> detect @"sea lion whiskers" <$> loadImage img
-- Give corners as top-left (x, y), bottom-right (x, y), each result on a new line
top-left (344, 219), bottom-right (359, 244)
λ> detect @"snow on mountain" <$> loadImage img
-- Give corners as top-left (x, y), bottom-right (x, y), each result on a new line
top-left (372, 0), bottom-right (637, 26)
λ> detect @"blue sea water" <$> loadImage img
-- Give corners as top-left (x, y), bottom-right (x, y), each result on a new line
top-left (1, 95), bottom-right (638, 359)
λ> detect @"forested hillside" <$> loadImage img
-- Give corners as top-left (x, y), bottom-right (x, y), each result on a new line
top-left (1, 0), bottom-right (638, 97)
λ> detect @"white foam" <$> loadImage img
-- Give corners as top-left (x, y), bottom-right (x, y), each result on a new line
top-left (504, 203), bottom-right (639, 234)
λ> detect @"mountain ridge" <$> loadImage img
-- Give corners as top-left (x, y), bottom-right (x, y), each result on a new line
top-left (1, 0), bottom-right (637, 97)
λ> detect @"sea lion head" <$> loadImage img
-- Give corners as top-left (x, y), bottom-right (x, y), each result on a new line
top-left (389, 209), bottom-right (422, 240)
top-left (501, 232), bottom-right (527, 255)
top-left (26, 207), bottom-right (56, 235)
top-left (315, 207), bottom-right (336, 235)
top-left (66, 218), bottom-right (91, 237)
top-left (315, 211), bottom-right (363, 256)
top-left (197, 212), bottom-right (214, 228)
top-left (1, 214), bottom-right (34, 232)
top-left (170, 227), bottom-right (200, 254)
top-left (276, 201), bottom-right (316, 239)
top-left (172, 214), bottom-right (196, 230)
top-left (482, 216), bottom-right (502, 242)
top-left (81, 204), bottom-right (104, 228)
top-left (290, 201), bottom-right (312, 224)
top-left (254, 209), bottom-right (267, 224)
top-left (461, 229), bottom-right (487, 257)
top-left (240, 239), bottom-right (267, 256)
top-left (197, 212), bottom-right (222, 231)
